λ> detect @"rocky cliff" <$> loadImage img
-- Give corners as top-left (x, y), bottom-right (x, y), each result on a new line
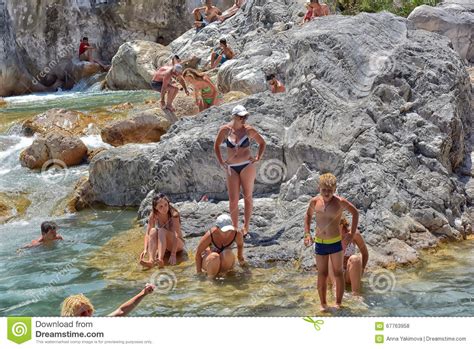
top-left (0, 0), bottom-right (235, 96)
top-left (84, 0), bottom-right (473, 267)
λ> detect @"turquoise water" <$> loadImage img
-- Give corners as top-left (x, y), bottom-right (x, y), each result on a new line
top-left (0, 89), bottom-right (473, 317)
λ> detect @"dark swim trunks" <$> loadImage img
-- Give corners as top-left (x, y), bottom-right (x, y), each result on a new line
top-left (315, 239), bottom-right (343, 255)
top-left (150, 80), bottom-right (163, 91)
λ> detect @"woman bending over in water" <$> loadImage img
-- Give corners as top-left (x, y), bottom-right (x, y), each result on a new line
top-left (140, 193), bottom-right (185, 268)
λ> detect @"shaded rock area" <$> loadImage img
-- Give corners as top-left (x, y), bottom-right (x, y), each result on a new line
top-left (85, 5), bottom-right (473, 268)
top-left (101, 114), bottom-right (171, 147)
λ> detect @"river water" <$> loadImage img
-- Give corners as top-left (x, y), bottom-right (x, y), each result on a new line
top-left (0, 89), bottom-right (473, 317)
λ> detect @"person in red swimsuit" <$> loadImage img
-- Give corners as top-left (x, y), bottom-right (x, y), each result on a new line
top-left (79, 37), bottom-right (108, 70)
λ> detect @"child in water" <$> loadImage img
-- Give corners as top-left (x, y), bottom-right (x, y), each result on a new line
top-left (20, 221), bottom-right (63, 249)
top-left (304, 173), bottom-right (359, 311)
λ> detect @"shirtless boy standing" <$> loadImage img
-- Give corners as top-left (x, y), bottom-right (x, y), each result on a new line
top-left (150, 64), bottom-right (189, 112)
top-left (304, 173), bottom-right (359, 311)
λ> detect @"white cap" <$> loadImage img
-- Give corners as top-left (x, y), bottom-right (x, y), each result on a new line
top-left (232, 105), bottom-right (249, 116)
top-left (174, 64), bottom-right (183, 73)
top-left (215, 214), bottom-right (236, 232)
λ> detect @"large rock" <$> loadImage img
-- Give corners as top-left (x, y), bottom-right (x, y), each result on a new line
top-left (0, 192), bottom-right (31, 224)
top-left (87, 8), bottom-right (472, 266)
top-left (408, 2), bottom-right (474, 62)
top-left (105, 41), bottom-right (171, 90)
top-left (20, 132), bottom-right (88, 169)
top-left (0, 0), bottom-right (236, 97)
top-left (101, 114), bottom-right (171, 147)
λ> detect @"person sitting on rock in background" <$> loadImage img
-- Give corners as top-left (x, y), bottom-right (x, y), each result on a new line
top-left (303, 0), bottom-right (330, 23)
top-left (139, 193), bottom-right (185, 269)
top-left (266, 74), bottom-right (286, 93)
top-left (210, 38), bottom-right (235, 69)
top-left (61, 284), bottom-right (155, 316)
top-left (304, 173), bottom-right (359, 311)
top-left (193, 0), bottom-right (222, 33)
top-left (19, 221), bottom-right (63, 250)
top-left (183, 68), bottom-right (220, 111)
top-left (150, 64), bottom-right (189, 113)
top-left (214, 105), bottom-right (266, 238)
top-left (218, 0), bottom-right (246, 22)
top-left (328, 216), bottom-right (368, 296)
top-left (195, 214), bottom-right (245, 278)
top-left (78, 37), bottom-right (109, 70)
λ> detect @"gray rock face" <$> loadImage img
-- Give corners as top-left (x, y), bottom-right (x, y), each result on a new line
top-left (0, 0), bottom-right (235, 96)
top-left (105, 41), bottom-right (171, 90)
top-left (408, 2), bottom-right (474, 63)
top-left (88, 5), bottom-right (472, 267)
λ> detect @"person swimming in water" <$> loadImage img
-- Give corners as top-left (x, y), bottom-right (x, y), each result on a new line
top-left (195, 214), bottom-right (245, 278)
top-left (139, 193), bottom-right (185, 269)
top-left (61, 284), bottom-right (155, 316)
top-left (304, 173), bottom-right (359, 311)
top-left (20, 221), bottom-right (63, 250)
top-left (182, 68), bottom-right (219, 111)
top-left (214, 105), bottom-right (266, 237)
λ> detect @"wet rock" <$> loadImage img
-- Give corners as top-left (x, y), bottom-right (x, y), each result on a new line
top-left (21, 109), bottom-right (96, 137)
top-left (19, 132), bottom-right (88, 169)
top-left (0, 192), bottom-right (31, 224)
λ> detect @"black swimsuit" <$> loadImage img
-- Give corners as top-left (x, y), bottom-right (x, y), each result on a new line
top-left (210, 231), bottom-right (237, 254)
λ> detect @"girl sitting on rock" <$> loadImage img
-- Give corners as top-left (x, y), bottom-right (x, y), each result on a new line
top-left (182, 68), bottom-right (220, 111)
top-left (139, 193), bottom-right (185, 268)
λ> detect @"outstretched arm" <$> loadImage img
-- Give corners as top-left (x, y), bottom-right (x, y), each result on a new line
top-left (108, 284), bottom-right (155, 317)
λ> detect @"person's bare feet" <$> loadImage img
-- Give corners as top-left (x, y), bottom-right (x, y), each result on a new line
top-left (320, 304), bottom-right (329, 312)
top-left (140, 260), bottom-right (154, 269)
top-left (335, 303), bottom-right (342, 310)
top-left (156, 259), bottom-right (165, 268)
top-left (241, 226), bottom-right (249, 237)
top-left (165, 105), bottom-right (176, 113)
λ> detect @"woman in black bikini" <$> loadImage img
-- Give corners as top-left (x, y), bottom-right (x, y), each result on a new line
top-left (195, 214), bottom-right (245, 278)
top-left (139, 193), bottom-right (185, 269)
top-left (214, 105), bottom-right (266, 237)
